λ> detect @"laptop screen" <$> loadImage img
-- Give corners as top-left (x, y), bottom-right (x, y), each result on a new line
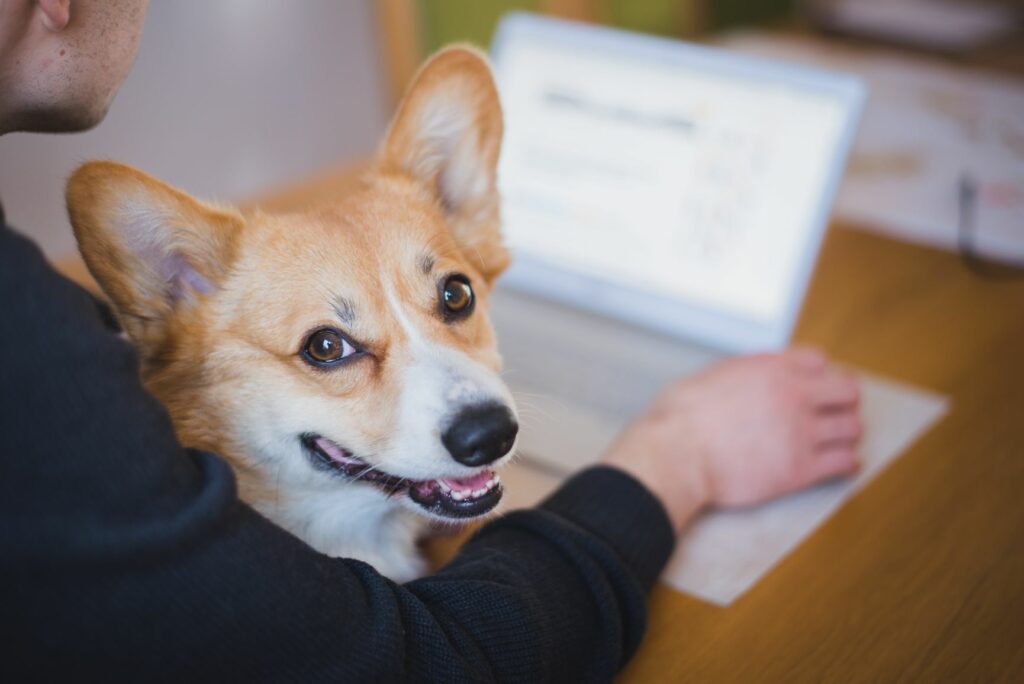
top-left (494, 20), bottom-right (856, 339)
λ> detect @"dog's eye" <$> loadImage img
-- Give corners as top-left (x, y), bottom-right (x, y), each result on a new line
top-left (442, 274), bottom-right (474, 319)
top-left (303, 328), bottom-right (358, 367)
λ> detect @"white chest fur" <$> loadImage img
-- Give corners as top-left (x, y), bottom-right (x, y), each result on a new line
top-left (241, 477), bottom-right (430, 583)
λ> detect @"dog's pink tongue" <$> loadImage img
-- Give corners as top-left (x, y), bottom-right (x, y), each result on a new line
top-left (315, 437), bottom-right (360, 464)
top-left (442, 470), bottom-right (494, 493)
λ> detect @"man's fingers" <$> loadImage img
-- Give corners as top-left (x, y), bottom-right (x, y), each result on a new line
top-left (811, 368), bottom-right (860, 408)
top-left (805, 444), bottom-right (861, 484)
top-left (813, 412), bottom-right (863, 444)
top-left (787, 346), bottom-right (827, 372)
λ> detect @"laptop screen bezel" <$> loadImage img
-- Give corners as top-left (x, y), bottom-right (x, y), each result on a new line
top-left (489, 13), bottom-right (866, 353)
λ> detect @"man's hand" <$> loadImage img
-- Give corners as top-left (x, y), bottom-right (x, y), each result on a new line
top-left (601, 348), bottom-right (862, 533)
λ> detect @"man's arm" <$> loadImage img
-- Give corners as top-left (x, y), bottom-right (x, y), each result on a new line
top-left (0, 220), bottom-right (673, 681)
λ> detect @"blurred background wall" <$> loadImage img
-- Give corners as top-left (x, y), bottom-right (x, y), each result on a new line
top-left (0, 0), bottom-right (806, 261)
top-left (3, 0), bottom-right (1018, 260)
top-left (0, 0), bottom-right (390, 258)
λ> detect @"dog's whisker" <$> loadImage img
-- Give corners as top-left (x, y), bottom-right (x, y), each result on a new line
top-left (387, 478), bottom-right (409, 497)
top-left (469, 244), bottom-right (487, 275)
top-left (509, 390), bottom-right (552, 401)
top-left (423, 234), bottom-right (465, 264)
top-left (350, 463), bottom-right (383, 485)
top-left (515, 407), bottom-right (548, 420)
top-left (510, 397), bottom-right (557, 417)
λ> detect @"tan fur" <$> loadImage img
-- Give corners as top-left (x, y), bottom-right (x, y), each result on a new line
top-left (66, 46), bottom-right (515, 580)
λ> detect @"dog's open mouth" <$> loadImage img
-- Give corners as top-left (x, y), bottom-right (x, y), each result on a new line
top-left (301, 434), bottom-right (503, 519)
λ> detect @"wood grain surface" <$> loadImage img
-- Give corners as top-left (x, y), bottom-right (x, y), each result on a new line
top-left (618, 225), bottom-right (1024, 683)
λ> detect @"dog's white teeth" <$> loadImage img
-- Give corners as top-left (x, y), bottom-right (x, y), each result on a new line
top-left (439, 471), bottom-right (500, 501)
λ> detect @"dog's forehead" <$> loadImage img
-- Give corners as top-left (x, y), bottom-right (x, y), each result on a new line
top-left (229, 179), bottom-right (477, 336)
top-left (250, 178), bottom-right (462, 274)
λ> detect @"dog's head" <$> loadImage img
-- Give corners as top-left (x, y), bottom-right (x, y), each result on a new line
top-left (67, 47), bottom-right (518, 522)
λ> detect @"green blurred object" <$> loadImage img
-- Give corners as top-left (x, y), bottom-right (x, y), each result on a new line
top-left (418, 0), bottom-right (539, 52)
top-left (709, 0), bottom-right (795, 29)
top-left (417, 0), bottom-right (796, 54)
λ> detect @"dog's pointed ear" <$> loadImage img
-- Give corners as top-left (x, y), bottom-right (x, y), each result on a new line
top-left (380, 45), bottom-right (509, 282)
top-left (66, 161), bottom-right (242, 345)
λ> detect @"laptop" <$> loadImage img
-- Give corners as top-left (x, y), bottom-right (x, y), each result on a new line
top-left (486, 14), bottom-right (867, 475)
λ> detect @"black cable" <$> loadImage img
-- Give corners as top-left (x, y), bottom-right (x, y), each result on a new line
top-left (957, 173), bottom-right (1024, 279)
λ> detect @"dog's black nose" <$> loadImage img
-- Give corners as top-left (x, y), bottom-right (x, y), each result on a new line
top-left (442, 403), bottom-right (518, 467)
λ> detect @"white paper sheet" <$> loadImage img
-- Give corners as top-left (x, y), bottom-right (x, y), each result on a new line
top-left (498, 373), bottom-right (948, 606)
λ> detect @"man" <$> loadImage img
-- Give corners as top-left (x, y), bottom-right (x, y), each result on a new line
top-left (0, 1), bottom-right (862, 681)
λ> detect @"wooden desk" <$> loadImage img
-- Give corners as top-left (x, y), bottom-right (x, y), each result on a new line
top-left (624, 226), bottom-right (1024, 682)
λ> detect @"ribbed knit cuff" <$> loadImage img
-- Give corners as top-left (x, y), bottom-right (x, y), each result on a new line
top-left (539, 466), bottom-right (675, 591)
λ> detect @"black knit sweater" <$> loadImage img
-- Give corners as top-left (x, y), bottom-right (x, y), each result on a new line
top-left (0, 209), bottom-right (675, 683)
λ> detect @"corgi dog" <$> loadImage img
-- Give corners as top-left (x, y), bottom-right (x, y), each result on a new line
top-left (66, 46), bottom-right (518, 582)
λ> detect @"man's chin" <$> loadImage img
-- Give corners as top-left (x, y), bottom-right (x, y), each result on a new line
top-left (6, 100), bottom-right (111, 135)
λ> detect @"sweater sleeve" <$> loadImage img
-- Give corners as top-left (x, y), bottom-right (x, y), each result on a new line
top-left (0, 219), bottom-right (675, 683)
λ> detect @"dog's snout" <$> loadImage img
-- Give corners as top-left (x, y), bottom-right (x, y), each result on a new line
top-left (442, 403), bottom-right (518, 467)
